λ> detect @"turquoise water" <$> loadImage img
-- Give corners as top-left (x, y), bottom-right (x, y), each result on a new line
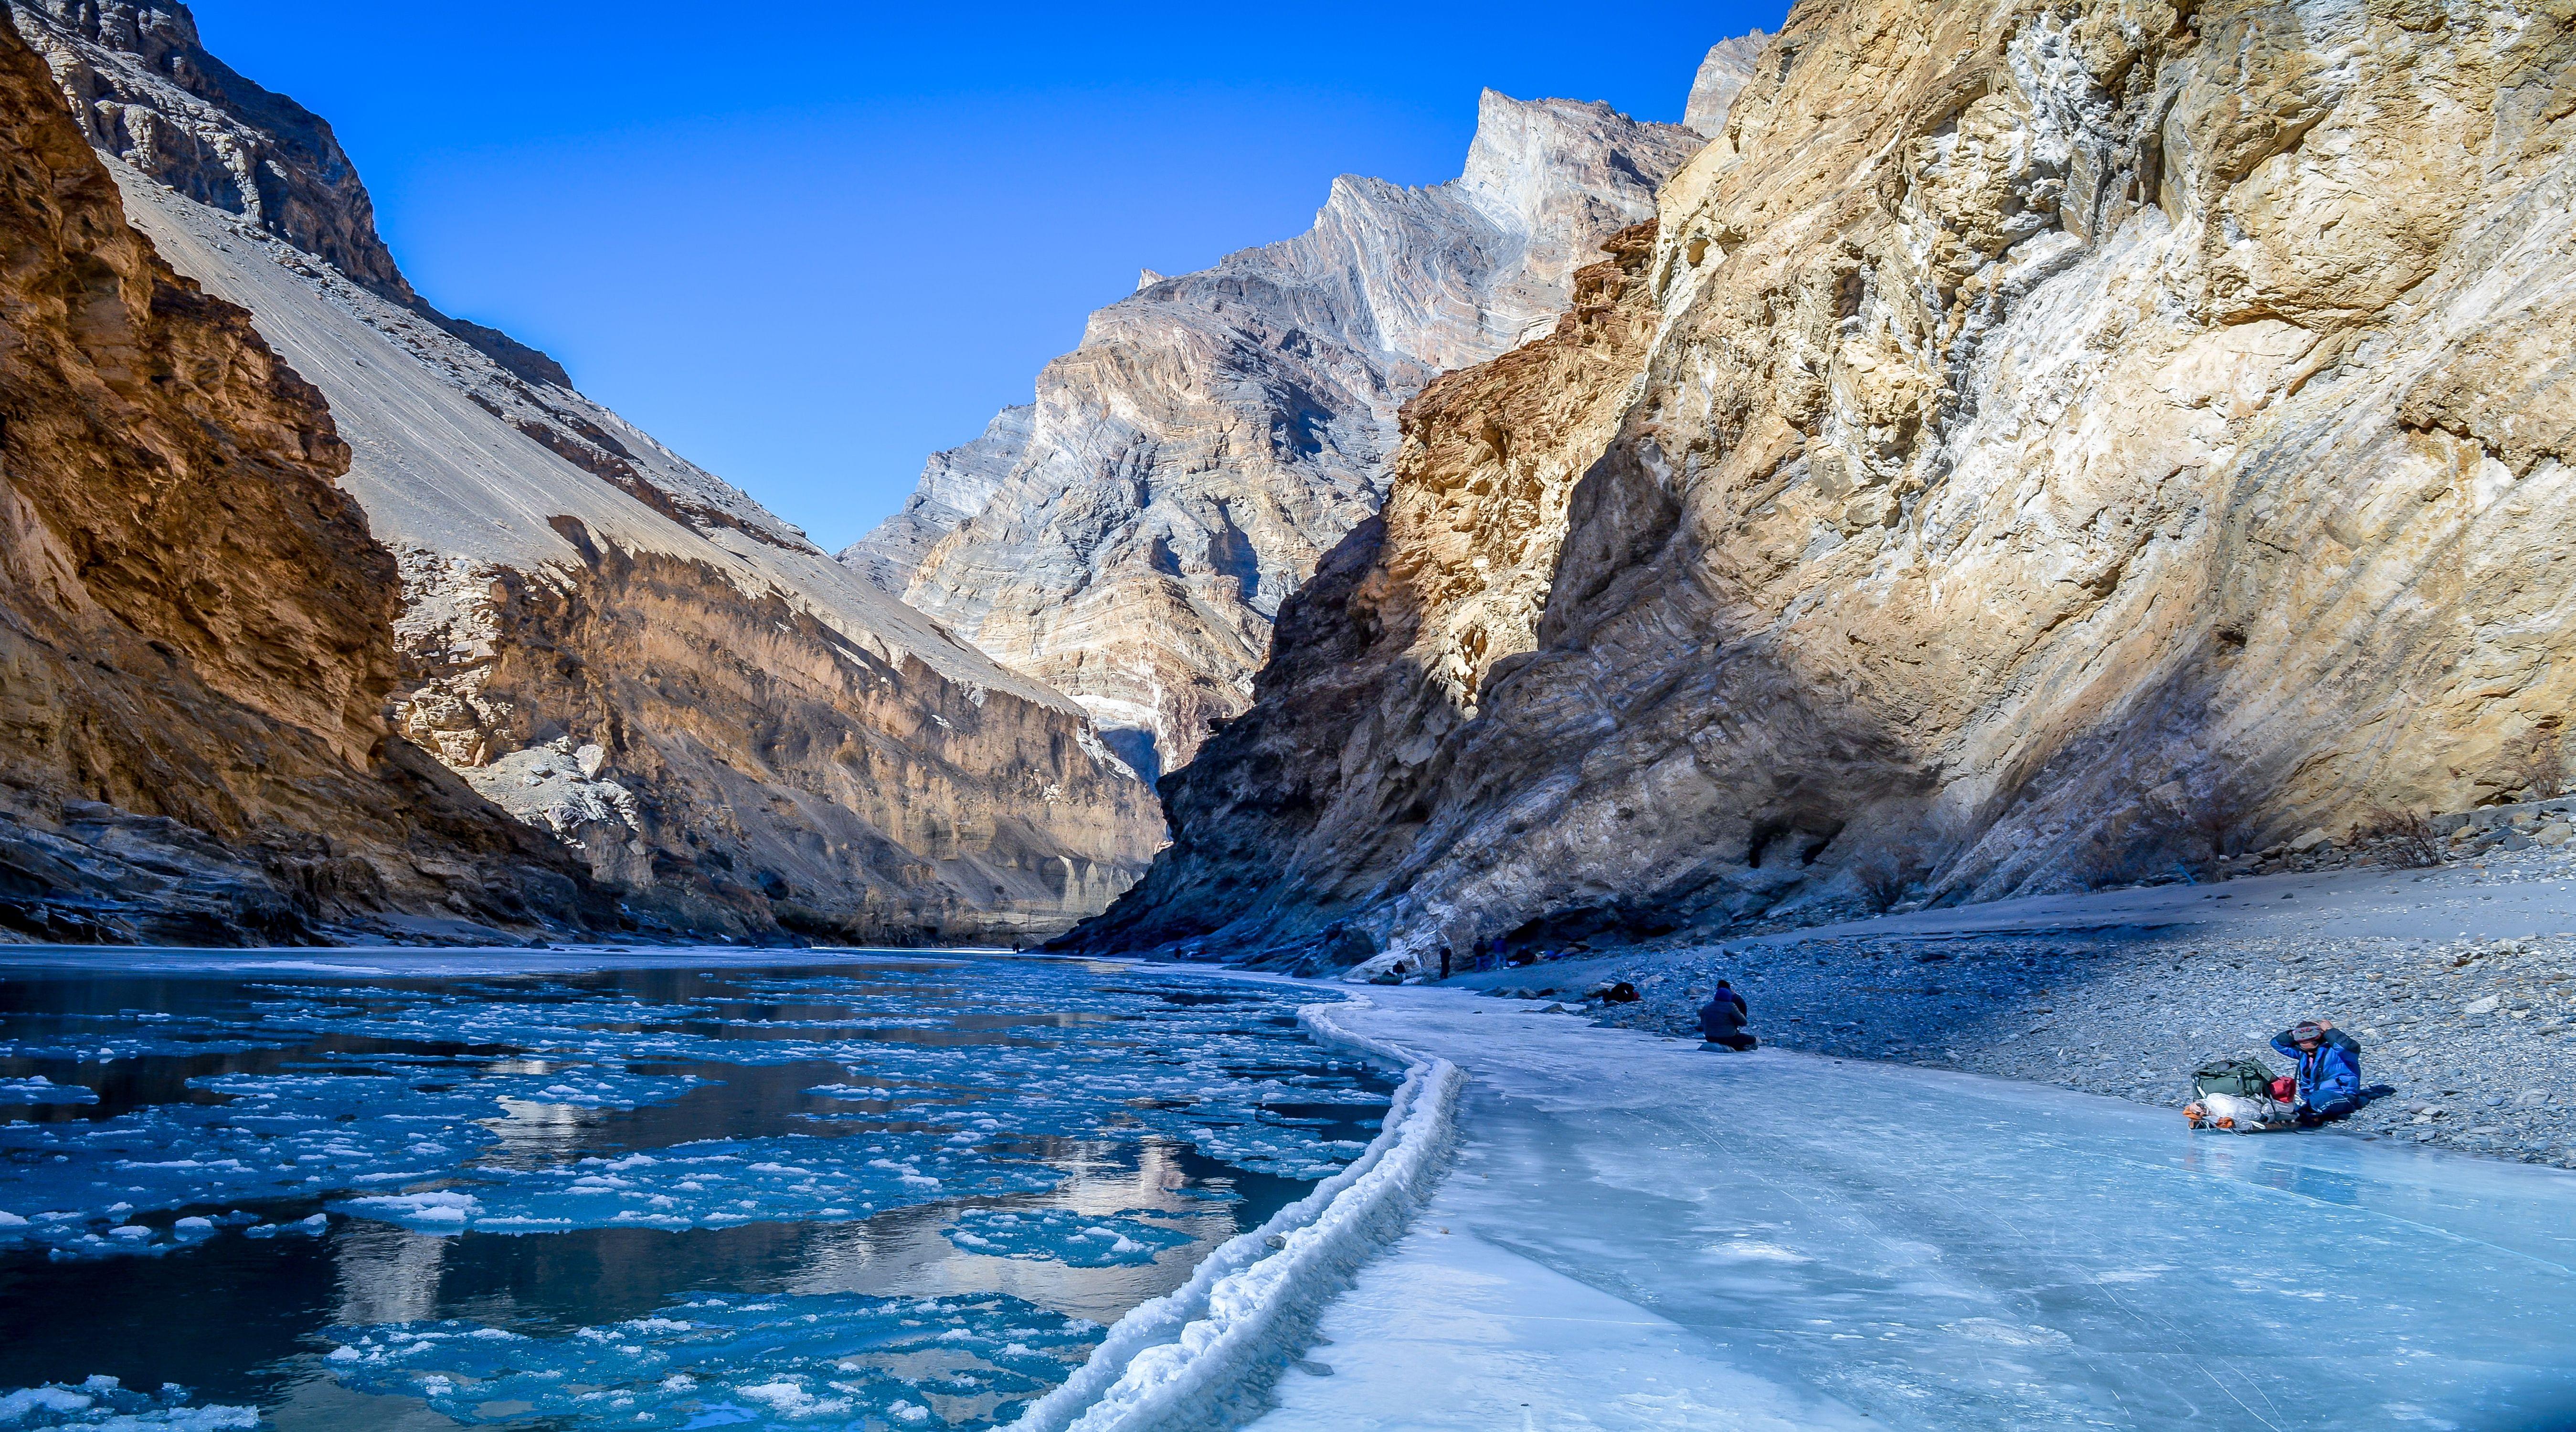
top-left (0, 951), bottom-right (1385, 1430)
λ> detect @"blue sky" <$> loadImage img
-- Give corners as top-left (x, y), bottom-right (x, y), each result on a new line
top-left (188, 2), bottom-right (1788, 550)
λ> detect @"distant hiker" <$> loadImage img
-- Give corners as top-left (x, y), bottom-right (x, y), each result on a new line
top-left (2271, 1019), bottom-right (2364, 1126)
top-left (1699, 983), bottom-right (1756, 1052)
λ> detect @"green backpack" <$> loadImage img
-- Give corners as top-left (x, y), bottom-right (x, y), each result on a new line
top-left (2193, 1057), bottom-right (2276, 1099)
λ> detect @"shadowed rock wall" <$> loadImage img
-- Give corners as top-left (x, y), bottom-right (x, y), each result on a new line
top-left (11, 1), bottom-right (1164, 942)
top-left (0, 21), bottom-right (613, 944)
top-left (846, 91), bottom-right (1708, 778)
top-left (1071, 0), bottom-right (2576, 977)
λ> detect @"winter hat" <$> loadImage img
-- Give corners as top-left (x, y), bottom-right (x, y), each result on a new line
top-left (2291, 1021), bottom-right (2323, 1043)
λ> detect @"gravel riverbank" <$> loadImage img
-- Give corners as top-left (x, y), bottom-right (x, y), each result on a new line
top-left (1433, 843), bottom-right (2576, 1168)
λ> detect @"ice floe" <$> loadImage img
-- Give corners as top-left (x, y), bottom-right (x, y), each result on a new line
top-left (321, 1292), bottom-right (1101, 1428)
top-left (943, 1208), bottom-right (1195, 1267)
top-left (0, 1376), bottom-right (254, 1430)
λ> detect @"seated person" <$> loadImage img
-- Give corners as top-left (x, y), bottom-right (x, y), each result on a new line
top-left (2270, 1019), bottom-right (2364, 1126)
top-left (1699, 983), bottom-right (1756, 1051)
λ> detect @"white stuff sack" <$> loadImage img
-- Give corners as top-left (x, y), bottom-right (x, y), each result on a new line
top-left (2187, 1090), bottom-right (2296, 1131)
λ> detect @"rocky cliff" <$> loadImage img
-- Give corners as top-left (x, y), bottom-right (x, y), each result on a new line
top-left (1684, 28), bottom-right (1771, 136)
top-left (0, 20), bottom-right (613, 944)
top-left (844, 91), bottom-right (1704, 779)
top-left (11, 1), bottom-right (1163, 942)
top-left (1071, 0), bottom-right (2576, 977)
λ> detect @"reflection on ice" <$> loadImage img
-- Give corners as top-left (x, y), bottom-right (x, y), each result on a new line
top-left (0, 955), bottom-right (1389, 1429)
top-left (333, 1136), bottom-right (1060, 1234)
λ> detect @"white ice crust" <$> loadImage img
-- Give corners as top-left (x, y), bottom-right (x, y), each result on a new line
top-left (1007, 999), bottom-right (1461, 1432)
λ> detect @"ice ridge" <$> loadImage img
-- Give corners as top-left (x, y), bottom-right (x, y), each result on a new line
top-left (1007, 998), bottom-right (1461, 1432)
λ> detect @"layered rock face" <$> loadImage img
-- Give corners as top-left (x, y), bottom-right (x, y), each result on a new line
top-left (0, 21), bottom-right (611, 944)
top-left (9, 0), bottom-right (566, 383)
top-left (845, 92), bottom-right (1703, 779)
top-left (1683, 28), bottom-right (1771, 136)
top-left (11, 2), bottom-right (1162, 941)
top-left (1074, 0), bottom-right (2576, 976)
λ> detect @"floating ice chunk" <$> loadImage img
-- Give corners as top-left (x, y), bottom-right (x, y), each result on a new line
top-left (335, 1191), bottom-right (479, 1230)
top-left (734, 1378), bottom-right (850, 1417)
top-left (323, 1291), bottom-right (1099, 1428)
top-left (0, 1378), bottom-right (256, 1429)
top-left (0, 1077), bottom-right (98, 1106)
top-left (942, 1209), bottom-right (1193, 1268)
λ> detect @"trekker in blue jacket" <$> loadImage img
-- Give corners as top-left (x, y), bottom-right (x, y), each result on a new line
top-left (1699, 981), bottom-right (1756, 1052)
top-left (2271, 1020), bottom-right (2364, 1127)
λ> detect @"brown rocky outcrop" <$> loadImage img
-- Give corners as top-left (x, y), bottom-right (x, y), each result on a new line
top-left (10, 1), bottom-right (1164, 942)
top-left (1072, 1), bottom-right (2576, 977)
top-left (0, 21), bottom-right (612, 944)
top-left (845, 92), bottom-right (1706, 780)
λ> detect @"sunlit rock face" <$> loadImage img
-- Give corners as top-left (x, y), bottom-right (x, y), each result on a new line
top-left (0, 21), bottom-right (614, 944)
top-left (10, 1), bottom-right (1162, 942)
top-left (1684, 27), bottom-right (1770, 137)
top-left (1071, 2), bottom-right (2576, 975)
top-left (844, 90), bottom-right (1705, 779)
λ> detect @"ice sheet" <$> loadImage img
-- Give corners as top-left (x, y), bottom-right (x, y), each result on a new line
top-left (1249, 988), bottom-right (2576, 1430)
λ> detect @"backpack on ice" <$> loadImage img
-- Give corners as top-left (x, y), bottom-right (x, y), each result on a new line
top-left (2192, 1058), bottom-right (2275, 1099)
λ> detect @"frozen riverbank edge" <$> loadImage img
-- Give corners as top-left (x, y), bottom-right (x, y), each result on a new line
top-left (1435, 847), bottom-right (2576, 1167)
top-left (1008, 1000), bottom-right (1462, 1432)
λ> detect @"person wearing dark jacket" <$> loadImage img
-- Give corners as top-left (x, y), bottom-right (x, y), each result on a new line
top-left (2270, 1020), bottom-right (2364, 1126)
top-left (1700, 984), bottom-right (1756, 1052)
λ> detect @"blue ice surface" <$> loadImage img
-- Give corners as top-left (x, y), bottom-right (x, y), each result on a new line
top-left (319, 1290), bottom-right (1101, 1429)
top-left (0, 1375), bottom-right (254, 1429)
top-left (941, 1208), bottom-right (1196, 1267)
top-left (0, 955), bottom-right (1383, 1265)
top-left (1251, 990), bottom-right (2576, 1432)
top-left (333, 1136), bottom-right (1058, 1234)
top-left (0, 1064), bottom-right (701, 1257)
top-left (0, 1076), bottom-right (95, 1105)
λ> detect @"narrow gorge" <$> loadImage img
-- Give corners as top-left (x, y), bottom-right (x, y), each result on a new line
top-left (4, 0), bottom-right (1163, 944)
top-left (1072, 0), bottom-right (2576, 979)
top-left (845, 91), bottom-right (1707, 779)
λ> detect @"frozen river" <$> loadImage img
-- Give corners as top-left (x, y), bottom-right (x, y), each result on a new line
top-left (1255, 989), bottom-right (2576, 1431)
top-left (0, 950), bottom-right (1389, 1430)
top-left (7, 953), bottom-right (2574, 1431)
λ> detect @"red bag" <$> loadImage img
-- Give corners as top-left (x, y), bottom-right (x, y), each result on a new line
top-left (2270, 1076), bottom-right (2298, 1104)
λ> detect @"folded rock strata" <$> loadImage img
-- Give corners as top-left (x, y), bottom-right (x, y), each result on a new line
top-left (844, 90), bottom-right (1704, 779)
top-left (11, 1), bottom-right (1162, 942)
top-left (0, 21), bottom-right (615, 945)
top-left (1073, 0), bottom-right (2576, 977)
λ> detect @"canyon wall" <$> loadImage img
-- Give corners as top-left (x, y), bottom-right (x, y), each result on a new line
top-left (1072, 0), bottom-right (2576, 976)
top-left (11, 1), bottom-right (1163, 942)
top-left (844, 91), bottom-right (1707, 779)
top-left (0, 21), bottom-right (612, 944)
